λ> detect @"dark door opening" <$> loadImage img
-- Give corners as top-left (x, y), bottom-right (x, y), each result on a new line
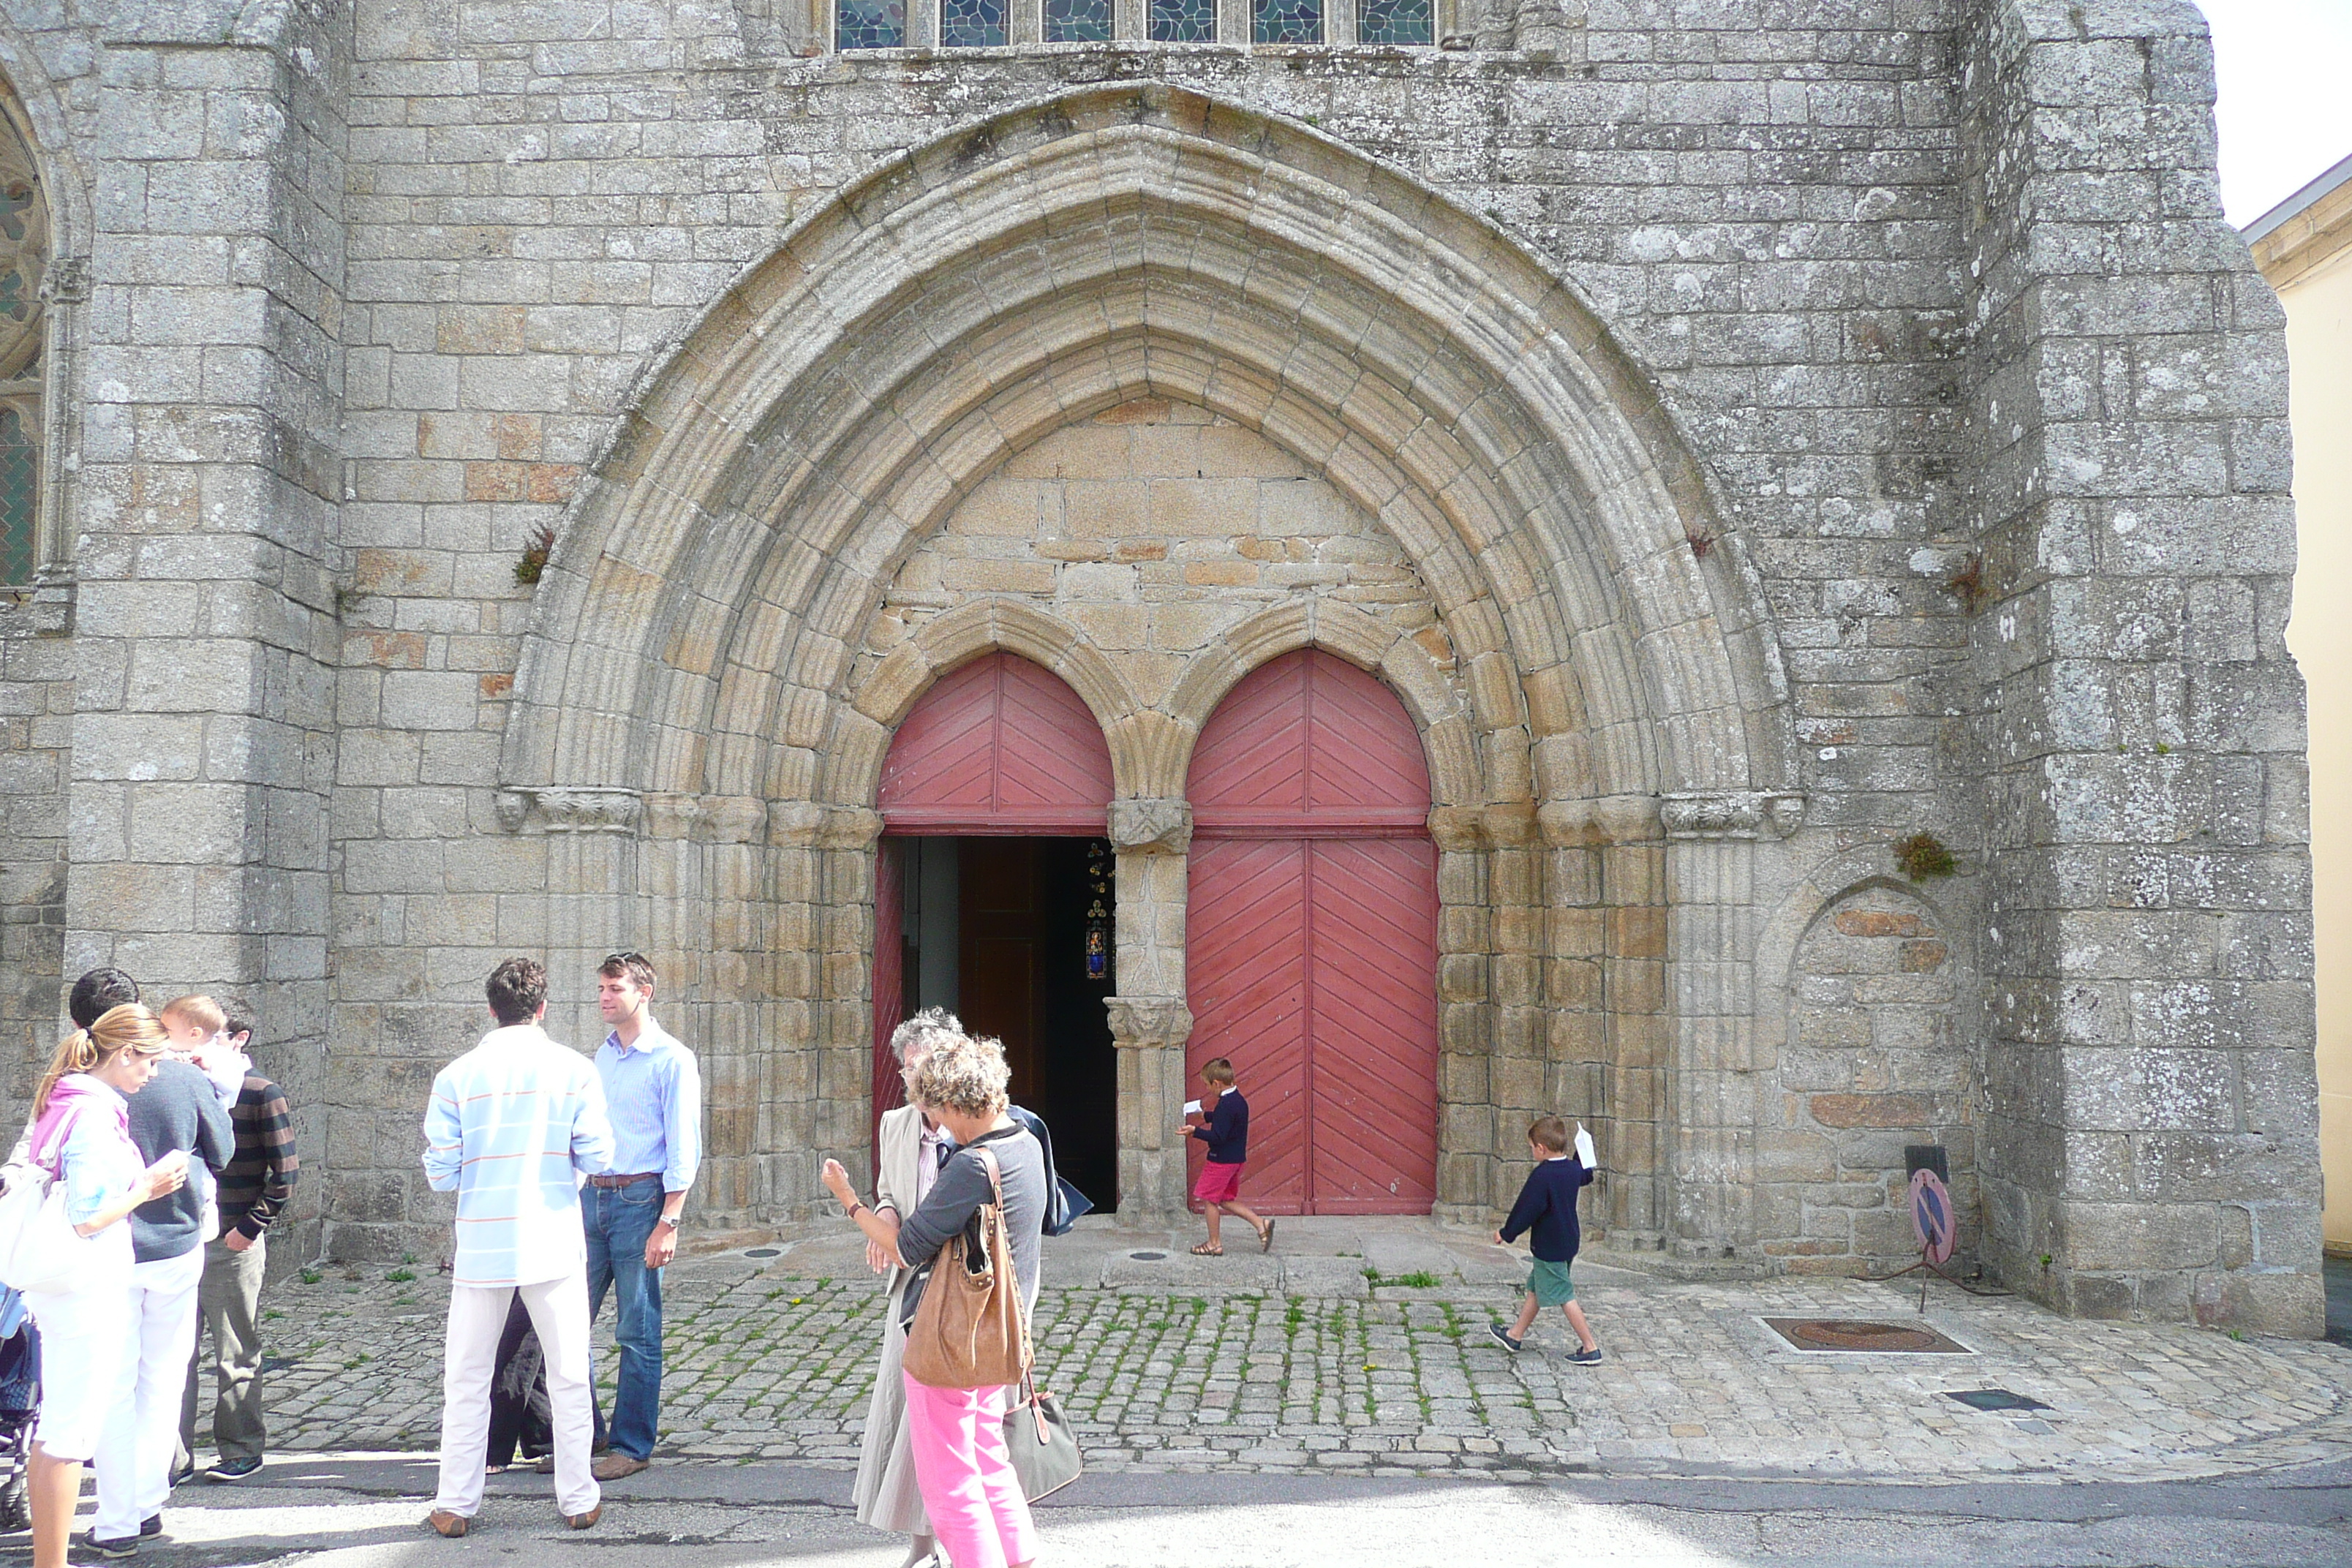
top-left (889, 835), bottom-right (1118, 1212)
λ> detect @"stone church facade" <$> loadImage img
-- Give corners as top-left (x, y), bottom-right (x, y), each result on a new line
top-left (0, 0), bottom-right (2321, 1331)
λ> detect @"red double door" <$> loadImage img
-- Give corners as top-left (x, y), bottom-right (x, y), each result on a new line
top-left (1186, 651), bottom-right (1439, 1215)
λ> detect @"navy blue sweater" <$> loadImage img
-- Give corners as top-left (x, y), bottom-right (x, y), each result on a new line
top-left (1499, 1156), bottom-right (1591, 1264)
top-left (127, 1059), bottom-right (235, 1264)
top-left (1190, 1089), bottom-right (1248, 1164)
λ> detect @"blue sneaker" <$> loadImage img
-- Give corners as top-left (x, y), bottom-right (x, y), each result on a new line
top-left (1488, 1323), bottom-right (1523, 1353)
top-left (1568, 1346), bottom-right (1604, 1365)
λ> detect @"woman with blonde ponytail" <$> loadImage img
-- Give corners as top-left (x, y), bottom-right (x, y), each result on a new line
top-left (16, 1004), bottom-right (186, 1568)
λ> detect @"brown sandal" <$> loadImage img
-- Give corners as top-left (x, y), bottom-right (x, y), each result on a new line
top-left (1191, 1243), bottom-right (1223, 1256)
top-left (426, 1510), bottom-right (469, 1538)
top-left (1259, 1219), bottom-right (1276, 1253)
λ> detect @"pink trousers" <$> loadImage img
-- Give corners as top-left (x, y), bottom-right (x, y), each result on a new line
top-left (901, 1374), bottom-right (1039, 1568)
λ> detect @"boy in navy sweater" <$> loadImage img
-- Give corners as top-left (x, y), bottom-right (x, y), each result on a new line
top-left (1183, 1058), bottom-right (1273, 1256)
top-left (1490, 1116), bottom-right (1601, 1363)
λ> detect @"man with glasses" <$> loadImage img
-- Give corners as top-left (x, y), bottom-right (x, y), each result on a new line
top-left (583, 953), bottom-right (701, 1482)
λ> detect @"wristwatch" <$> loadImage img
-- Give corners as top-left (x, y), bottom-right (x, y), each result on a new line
top-left (654, 1215), bottom-right (679, 1231)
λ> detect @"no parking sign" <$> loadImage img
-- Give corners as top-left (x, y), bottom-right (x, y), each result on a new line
top-left (1909, 1167), bottom-right (1956, 1268)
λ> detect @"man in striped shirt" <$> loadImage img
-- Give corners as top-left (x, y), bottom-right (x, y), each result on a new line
top-left (421, 957), bottom-right (614, 1537)
top-left (175, 999), bottom-right (298, 1484)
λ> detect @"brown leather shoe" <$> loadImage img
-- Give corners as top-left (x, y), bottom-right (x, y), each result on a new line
top-left (562, 1504), bottom-right (603, 1531)
top-left (425, 1510), bottom-right (469, 1538)
top-left (591, 1454), bottom-right (648, 1482)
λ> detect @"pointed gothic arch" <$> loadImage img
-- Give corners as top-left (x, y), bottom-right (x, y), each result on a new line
top-left (493, 84), bottom-right (1796, 1247)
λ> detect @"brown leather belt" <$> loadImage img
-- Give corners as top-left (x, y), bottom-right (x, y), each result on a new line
top-left (586, 1172), bottom-right (661, 1189)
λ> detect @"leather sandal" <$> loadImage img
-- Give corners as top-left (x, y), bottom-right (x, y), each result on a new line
top-left (426, 1510), bottom-right (469, 1538)
top-left (1191, 1243), bottom-right (1222, 1256)
top-left (564, 1504), bottom-right (603, 1531)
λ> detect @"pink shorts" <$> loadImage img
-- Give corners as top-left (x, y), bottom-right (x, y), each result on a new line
top-left (1194, 1161), bottom-right (1245, 1205)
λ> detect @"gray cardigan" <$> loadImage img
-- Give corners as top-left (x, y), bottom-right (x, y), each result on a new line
top-left (894, 1124), bottom-right (1045, 1326)
top-left (127, 1058), bottom-right (235, 1263)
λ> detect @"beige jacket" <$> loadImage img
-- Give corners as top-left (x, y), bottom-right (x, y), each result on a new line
top-left (873, 1101), bottom-right (932, 1298)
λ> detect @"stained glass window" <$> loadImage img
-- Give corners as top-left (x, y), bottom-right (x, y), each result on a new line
top-left (0, 409), bottom-right (32, 586)
top-left (1148, 0), bottom-right (1215, 41)
top-left (941, 0), bottom-right (1007, 46)
top-left (1357, 0), bottom-right (1431, 43)
top-left (836, 0), bottom-right (906, 49)
top-left (1252, 0), bottom-right (1320, 42)
top-left (1046, 0), bottom-right (1112, 42)
top-left (0, 110), bottom-right (41, 587)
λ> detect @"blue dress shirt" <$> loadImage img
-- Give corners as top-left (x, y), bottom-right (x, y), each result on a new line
top-left (594, 1018), bottom-right (703, 1193)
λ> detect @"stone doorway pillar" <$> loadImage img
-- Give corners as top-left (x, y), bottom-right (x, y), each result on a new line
top-left (1107, 798), bottom-right (1194, 1218)
top-left (1662, 788), bottom-right (1803, 1262)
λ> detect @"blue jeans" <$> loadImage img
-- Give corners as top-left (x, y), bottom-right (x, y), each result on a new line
top-left (583, 1180), bottom-right (665, 1461)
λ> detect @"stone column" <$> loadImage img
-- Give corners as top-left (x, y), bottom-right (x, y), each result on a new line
top-left (1108, 995), bottom-right (1194, 1219)
top-left (1661, 790), bottom-right (1803, 1264)
top-left (1539, 794), bottom-right (1659, 1245)
top-left (1108, 796), bottom-right (1193, 1218)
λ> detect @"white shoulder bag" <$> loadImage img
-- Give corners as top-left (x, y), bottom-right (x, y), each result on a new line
top-left (0, 1111), bottom-right (98, 1294)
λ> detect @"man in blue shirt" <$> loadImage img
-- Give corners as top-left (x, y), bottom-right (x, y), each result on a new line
top-left (584, 952), bottom-right (702, 1481)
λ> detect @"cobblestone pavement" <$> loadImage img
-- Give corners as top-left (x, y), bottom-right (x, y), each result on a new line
top-left (235, 1219), bottom-right (2352, 1485)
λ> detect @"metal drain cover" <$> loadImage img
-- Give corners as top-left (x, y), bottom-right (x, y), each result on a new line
top-left (743, 1247), bottom-right (782, 1259)
top-left (1764, 1317), bottom-right (1972, 1354)
top-left (1945, 1388), bottom-right (2050, 1413)
top-left (1128, 1251), bottom-right (1167, 1261)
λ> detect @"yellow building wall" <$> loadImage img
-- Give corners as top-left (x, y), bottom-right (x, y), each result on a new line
top-left (2283, 244), bottom-right (2352, 1250)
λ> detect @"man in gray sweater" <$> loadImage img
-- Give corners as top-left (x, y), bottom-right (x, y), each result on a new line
top-left (83, 998), bottom-right (234, 1557)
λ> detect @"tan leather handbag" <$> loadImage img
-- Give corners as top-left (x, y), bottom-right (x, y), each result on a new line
top-left (902, 1145), bottom-right (1033, 1390)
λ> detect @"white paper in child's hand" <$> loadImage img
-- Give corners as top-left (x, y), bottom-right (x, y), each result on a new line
top-left (1183, 1100), bottom-right (1202, 1117)
top-left (1575, 1122), bottom-right (1597, 1169)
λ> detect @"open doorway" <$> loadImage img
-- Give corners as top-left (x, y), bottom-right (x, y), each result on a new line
top-left (887, 835), bottom-right (1119, 1211)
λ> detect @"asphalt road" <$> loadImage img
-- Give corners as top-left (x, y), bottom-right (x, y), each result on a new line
top-left (53, 1452), bottom-right (2352, 1568)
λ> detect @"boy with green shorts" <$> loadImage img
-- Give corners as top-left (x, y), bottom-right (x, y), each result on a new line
top-left (1489, 1115), bottom-right (1602, 1363)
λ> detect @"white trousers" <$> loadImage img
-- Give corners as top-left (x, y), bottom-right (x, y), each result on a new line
top-left (24, 1278), bottom-right (135, 1464)
top-left (434, 1272), bottom-right (600, 1519)
top-left (92, 1245), bottom-right (208, 1540)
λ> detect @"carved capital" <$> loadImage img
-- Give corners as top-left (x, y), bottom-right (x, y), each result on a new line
top-left (644, 793), bottom-right (767, 843)
top-left (818, 806), bottom-right (886, 851)
top-left (494, 787), bottom-right (642, 834)
top-left (1482, 802), bottom-right (1537, 848)
top-left (38, 255), bottom-right (87, 304)
top-left (1425, 802), bottom-right (1542, 851)
top-left (1108, 797), bottom-right (1191, 854)
top-left (1105, 995), bottom-right (1194, 1047)
top-left (766, 802), bottom-right (824, 846)
top-left (1425, 806), bottom-right (1483, 853)
top-left (1659, 790), bottom-right (1805, 841)
top-left (1539, 794), bottom-right (1665, 847)
top-left (762, 803), bottom-right (883, 849)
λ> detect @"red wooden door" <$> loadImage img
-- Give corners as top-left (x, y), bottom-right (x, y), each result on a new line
top-left (1186, 650), bottom-right (1437, 1215)
top-left (1304, 837), bottom-right (1439, 1212)
top-left (1186, 839), bottom-right (1313, 1209)
top-left (873, 652), bottom-right (1114, 1158)
top-left (878, 652), bottom-right (1112, 834)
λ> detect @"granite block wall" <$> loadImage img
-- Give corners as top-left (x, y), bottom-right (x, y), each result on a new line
top-left (0, 0), bottom-right (2318, 1327)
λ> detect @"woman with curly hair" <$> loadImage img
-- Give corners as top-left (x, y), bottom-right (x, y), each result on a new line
top-left (823, 1031), bottom-right (1047, 1568)
top-left (17, 1005), bottom-right (189, 1568)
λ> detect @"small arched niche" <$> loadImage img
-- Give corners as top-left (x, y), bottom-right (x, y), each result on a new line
top-left (1762, 879), bottom-right (1978, 1273)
